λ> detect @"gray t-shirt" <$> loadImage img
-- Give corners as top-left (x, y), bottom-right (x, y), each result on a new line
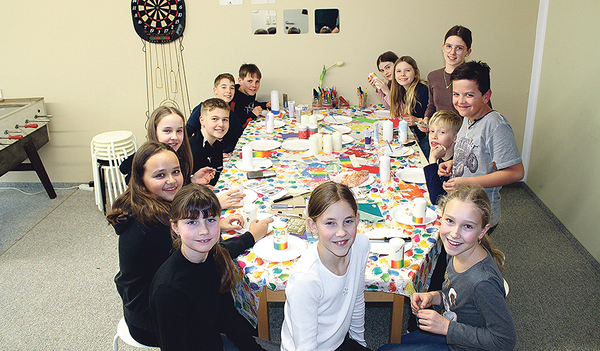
top-left (452, 111), bottom-right (522, 226)
top-left (440, 253), bottom-right (517, 351)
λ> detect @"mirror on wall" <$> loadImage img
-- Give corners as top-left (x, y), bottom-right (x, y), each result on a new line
top-left (283, 9), bottom-right (308, 35)
top-left (252, 10), bottom-right (277, 35)
top-left (315, 8), bottom-right (339, 34)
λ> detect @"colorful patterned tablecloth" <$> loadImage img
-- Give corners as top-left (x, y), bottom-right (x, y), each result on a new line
top-left (217, 105), bottom-right (442, 327)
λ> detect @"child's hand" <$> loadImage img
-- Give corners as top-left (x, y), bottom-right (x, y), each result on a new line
top-left (249, 217), bottom-right (274, 242)
top-left (429, 144), bottom-right (447, 164)
top-left (438, 160), bottom-right (453, 177)
top-left (416, 309), bottom-right (450, 335)
top-left (191, 167), bottom-right (216, 185)
top-left (252, 106), bottom-right (263, 117)
top-left (443, 177), bottom-right (467, 193)
top-left (418, 117), bottom-right (430, 132)
top-left (410, 292), bottom-right (438, 314)
top-left (220, 214), bottom-right (244, 232)
top-left (218, 188), bottom-right (246, 209)
top-left (223, 153), bottom-right (231, 162)
top-left (266, 101), bottom-right (272, 109)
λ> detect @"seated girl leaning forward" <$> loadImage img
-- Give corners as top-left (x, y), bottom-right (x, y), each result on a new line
top-left (378, 185), bottom-right (516, 351)
top-left (150, 183), bottom-right (272, 351)
top-left (281, 181), bottom-right (372, 351)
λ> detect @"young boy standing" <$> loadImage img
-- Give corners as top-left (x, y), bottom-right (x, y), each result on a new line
top-left (439, 61), bottom-right (524, 228)
top-left (186, 73), bottom-right (243, 154)
top-left (189, 98), bottom-right (230, 186)
top-left (231, 63), bottom-right (270, 128)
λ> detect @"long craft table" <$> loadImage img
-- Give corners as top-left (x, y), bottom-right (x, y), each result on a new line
top-left (215, 106), bottom-right (441, 343)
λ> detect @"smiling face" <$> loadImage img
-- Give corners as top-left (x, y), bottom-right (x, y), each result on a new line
top-left (394, 61), bottom-right (417, 89)
top-left (440, 199), bottom-right (489, 260)
top-left (155, 113), bottom-right (185, 151)
top-left (238, 73), bottom-right (261, 96)
top-left (142, 150), bottom-right (183, 202)
top-left (429, 122), bottom-right (457, 151)
top-left (452, 79), bottom-right (492, 120)
top-left (200, 107), bottom-right (229, 144)
top-left (172, 213), bottom-right (220, 263)
top-left (443, 35), bottom-right (471, 70)
top-left (308, 200), bottom-right (359, 264)
top-left (213, 78), bottom-right (236, 103)
top-left (378, 61), bottom-right (395, 82)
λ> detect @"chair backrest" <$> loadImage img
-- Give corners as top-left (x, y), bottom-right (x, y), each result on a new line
top-left (503, 278), bottom-right (510, 297)
top-left (113, 317), bottom-right (152, 350)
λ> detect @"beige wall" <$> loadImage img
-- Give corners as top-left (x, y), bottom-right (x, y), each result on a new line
top-left (1, 0), bottom-right (537, 184)
top-left (528, 0), bottom-right (600, 261)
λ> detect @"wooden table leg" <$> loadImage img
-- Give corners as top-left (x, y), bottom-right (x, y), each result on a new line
top-left (389, 294), bottom-right (405, 343)
top-left (257, 288), bottom-right (270, 340)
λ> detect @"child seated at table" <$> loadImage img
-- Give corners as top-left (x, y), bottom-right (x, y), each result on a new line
top-left (150, 183), bottom-right (276, 351)
top-left (281, 182), bottom-right (371, 351)
top-left (424, 110), bottom-right (463, 206)
top-left (231, 63), bottom-right (271, 129)
top-left (186, 73), bottom-right (243, 154)
top-left (378, 185), bottom-right (516, 351)
top-left (367, 51), bottom-right (398, 109)
top-left (189, 98), bottom-right (230, 187)
top-left (438, 61), bottom-right (524, 229)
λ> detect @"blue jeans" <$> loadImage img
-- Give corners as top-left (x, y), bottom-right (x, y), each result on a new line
top-left (377, 331), bottom-right (450, 351)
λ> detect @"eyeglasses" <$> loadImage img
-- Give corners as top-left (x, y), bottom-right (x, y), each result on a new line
top-left (442, 43), bottom-right (466, 54)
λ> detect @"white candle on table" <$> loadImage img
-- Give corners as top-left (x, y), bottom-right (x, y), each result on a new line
top-left (309, 114), bottom-right (318, 126)
top-left (316, 133), bottom-right (323, 152)
top-left (379, 155), bottom-right (390, 182)
top-left (323, 135), bottom-right (333, 154)
top-left (308, 134), bottom-right (319, 155)
top-left (413, 198), bottom-right (427, 224)
top-left (266, 112), bottom-right (274, 133)
top-left (242, 144), bottom-right (254, 170)
top-left (271, 90), bottom-right (279, 114)
top-left (399, 120), bottom-right (408, 143)
top-left (388, 238), bottom-right (405, 269)
top-left (242, 203), bottom-right (257, 230)
top-left (332, 131), bottom-right (343, 151)
top-left (383, 120), bottom-right (393, 142)
top-left (301, 114), bottom-right (309, 126)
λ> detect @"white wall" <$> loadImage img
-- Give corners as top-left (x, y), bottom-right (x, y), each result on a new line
top-left (1, 0), bottom-right (537, 185)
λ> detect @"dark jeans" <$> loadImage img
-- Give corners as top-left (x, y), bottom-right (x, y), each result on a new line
top-left (377, 331), bottom-right (449, 351)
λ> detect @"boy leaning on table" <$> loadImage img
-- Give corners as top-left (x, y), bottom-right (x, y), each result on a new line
top-left (231, 63), bottom-right (271, 129)
top-left (438, 60), bottom-right (524, 231)
top-left (186, 73), bottom-right (243, 154)
top-left (188, 98), bottom-right (230, 187)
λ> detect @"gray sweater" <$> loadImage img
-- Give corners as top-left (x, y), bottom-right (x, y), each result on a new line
top-left (439, 253), bottom-right (516, 351)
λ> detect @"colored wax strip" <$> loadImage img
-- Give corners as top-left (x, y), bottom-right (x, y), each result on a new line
top-left (308, 167), bottom-right (329, 179)
top-left (339, 155), bottom-right (353, 168)
top-left (253, 151), bottom-right (275, 157)
top-left (302, 155), bottom-right (320, 163)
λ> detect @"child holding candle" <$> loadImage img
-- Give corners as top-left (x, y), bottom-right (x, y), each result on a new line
top-left (150, 184), bottom-right (276, 351)
top-left (389, 56), bottom-right (430, 157)
top-left (186, 73), bottom-right (243, 154)
top-left (378, 185), bottom-right (516, 351)
top-left (438, 61), bottom-right (524, 229)
top-left (281, 182), bottom-right (371, 351)
top-left (367, 51), bottom-right (398, 109)
top-left (109, 142), bottom-right (270, 346)
top-left (231, 63), bottom-right (271, 129)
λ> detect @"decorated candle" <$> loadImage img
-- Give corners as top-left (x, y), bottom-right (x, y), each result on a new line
top-left (413, 198), bottom-right (427, 224)
top-left (272, 220), bottom-right (288, 250)
top-left (398, 120), bottom-right (408, 143)
top-left (242, 144), bottom-right (253, 170)
top-left (389, 238), bottom-right (405, 269)
top-left (271, 90), bottom-right (280, 114)
top-left (379, 155), bottom-right (391, 182)
top-left (242, 203), bottom-right (257, 230)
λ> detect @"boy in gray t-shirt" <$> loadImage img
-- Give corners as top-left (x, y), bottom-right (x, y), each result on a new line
top-left (439, 61), bottom-right (524, 227)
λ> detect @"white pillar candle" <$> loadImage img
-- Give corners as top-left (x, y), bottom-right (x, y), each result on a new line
top-left (271, 90), bottom-right (279, 114)
top-left (242, 203), bottom-right (257, 230)
top-left (388, 237), bottom-right (405, 269)
top-left (266, 112), bottom-right (274, 133)
top-left (383, 120), bottom-right (393, 142)
top-left (413, 197), bottom-right (427, 224)
top-left (332, 131), bottom-right (343, 151)
top-left (315, 133), bottom-right (323, 152)
top-left (322, 135), bottom-right (333, 154)
top-left (242, 144), bottom-right (254, 171)
top-left (379, 155), bottom-right (390, 182)
top-left (308, 134), bottom-right (319, 155)
top-left (301, 114), bottom-right (309, 126)
top-left (398, 120), bottom-right (408, 143)
top-left (309, 114), bottom-right (318, 126)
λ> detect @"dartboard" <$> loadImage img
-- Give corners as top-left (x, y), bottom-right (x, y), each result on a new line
top-left (131, 0), bottom-right (186, 43)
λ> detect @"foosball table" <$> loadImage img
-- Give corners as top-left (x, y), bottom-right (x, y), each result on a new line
top-left (0, 97), bottom-right (56, 199)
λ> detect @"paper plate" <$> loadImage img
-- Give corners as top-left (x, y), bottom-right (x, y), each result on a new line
top-left (332, 125), bottom-right (352, 134)
top-left (370, 241), bottom-right (413, 255)
top-left (282, 139), bottom-right (310, 151)
top-left (332, 171), bottom-right (375, 187)
top-left (379, 145), bottom-right (414, 157)
top-left (234, 158), bottom-right (273, 172)
top-left (396, 168), bottom-right (426, 183)
top-left (324, 116), bottom-right (353, 124)
top-left (390, 203), bottom-right (437, 226)
top-left (249, 140), bottom-right (281, 151)
top-left (373, 110), bottom-right (390, 118)
top-left (342, 135), bottom-right (354, 145)
top-left (274, 120), bottom-right (285, 128)
top-left (252, 235), bottom-right (308, 262)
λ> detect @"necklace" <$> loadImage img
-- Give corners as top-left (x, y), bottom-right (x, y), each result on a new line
top-left (443, 71), bottom-right (451, 89)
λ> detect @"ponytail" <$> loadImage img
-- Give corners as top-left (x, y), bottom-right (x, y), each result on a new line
top-left (481, 235), bottom-right (506, 272)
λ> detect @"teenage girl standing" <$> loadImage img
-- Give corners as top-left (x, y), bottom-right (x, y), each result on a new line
top-left (367, 51), bottom-right (399, 109)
